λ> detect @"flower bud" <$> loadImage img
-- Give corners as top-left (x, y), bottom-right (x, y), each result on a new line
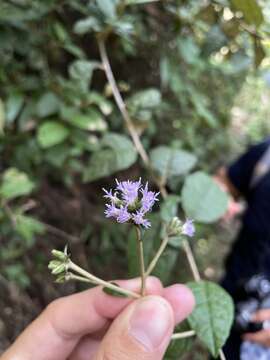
top-left (48, 260), bottom-right (62, 270)
top-left (51, 249), bottom-right (67, 261)
top-left (167, 216), bottom-right (182, 236)
top-left (51, 263), bottom-right (66, 275)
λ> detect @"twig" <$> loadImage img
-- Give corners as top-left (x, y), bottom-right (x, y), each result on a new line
top-left (135, 226), bottom-right (146, 296)
top-left (171, 330), bottom-right (196, 340)
top-left (98, 38), bottom-right (149, 165)
top-left (182, 239), bottom-right (201, 282)
top-left (145, 234), bottom-right (169, 277)
top-left (68, 260), bottom-right (140, 298)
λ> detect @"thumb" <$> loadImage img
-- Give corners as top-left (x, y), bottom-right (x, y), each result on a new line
top-left (95, 296), bottom-right (174, 360)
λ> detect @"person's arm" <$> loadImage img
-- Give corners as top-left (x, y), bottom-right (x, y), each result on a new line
top-left (0, 277), bottom-right (194, 360)
top-left (243, 309), bottom-right (270, 347)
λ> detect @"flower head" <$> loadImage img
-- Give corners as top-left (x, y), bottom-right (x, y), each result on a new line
top-left (140, 182), bottom-right (159, 212)
top-left (182, 219), bottom-right (195, 237)
top-left (103, 179), bottom-right (159, 228)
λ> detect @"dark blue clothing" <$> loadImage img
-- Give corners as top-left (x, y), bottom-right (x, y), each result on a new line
top-left (221, 138), bottom-right (270, 359)
top-left (223, 138), bottom-right (270, 294)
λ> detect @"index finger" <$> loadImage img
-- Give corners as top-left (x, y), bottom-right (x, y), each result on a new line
top-left (1, 277), bottom-right (163, 360)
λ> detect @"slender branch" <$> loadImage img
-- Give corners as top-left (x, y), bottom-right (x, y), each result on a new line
top-left (145, 234), bottom-right (169, 277)
top-left (98, 38), bottom-right (150, 165)
top-left (171, 330), bottom-right (196, 340)
top-left (135, 226), bottom-right (146, 296)
top-left (182, 239), bottom-right (201, 282)
top-left (68, 261), bottom-right (140, 298)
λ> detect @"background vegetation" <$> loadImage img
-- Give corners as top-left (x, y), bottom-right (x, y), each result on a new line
top-left (0, 0), bottom-right (270, 358)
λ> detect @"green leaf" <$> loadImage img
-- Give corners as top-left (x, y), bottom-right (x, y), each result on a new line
top-left (181, 171), bottom-right (229, 223)
top-left (0, 98), bottom-right (5, 134)
top-left (65, 109), bottom-right (107, 131)
top-left (0, 168), bottom-right (35, 200)
top-left (69, 60), bottom-right (100, 87)
top-left (15, 214), bottom-right (45, 247)
top-left (150, 146), bottom-right (197, 181)
top-left (73, 17), bottom-right (101, 34)
top-left (37, 121), bottom-right (70, 148)
top-left (187, 281), bottom-right (234, 357)
top-left (36, 92), bottom-right (60, 118)
top-left (83, 133), bottom-right (137, 182)
top-left (128, 88), bottom-right (161, 110)
top-left (6, 93), bottom-right (24, 123)
top-left (96, 0), bottom-right (118, 19)
top-left (230, 0), bottom-right (264, 27)
top-left (103, 282), bottom-right (128, 297)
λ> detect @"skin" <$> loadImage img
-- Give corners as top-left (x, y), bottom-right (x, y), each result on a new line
top-left (243, 310), bottom-right (270, 347)
top-left (0, 277), bottom-right (195, 360)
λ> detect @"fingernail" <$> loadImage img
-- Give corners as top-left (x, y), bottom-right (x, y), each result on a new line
top-left (129, 297), bottom-right (173, 351)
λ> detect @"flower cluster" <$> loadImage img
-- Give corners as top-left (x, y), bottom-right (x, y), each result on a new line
top-left (167, 217), bottom-right (195, 237)
top-left (103, 179), bottom-right (159, 228)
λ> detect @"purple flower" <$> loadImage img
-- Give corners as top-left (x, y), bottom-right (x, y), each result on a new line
top-left (117, 206), bottom-right (131, 223)
top-left (103, 179), bottom-right (159, 229)
top-left (104, 203), bottom-right (119, 218)
top-left (116, 179), bottom-right (141, 205)
top-left (182, 219), bottom-right (195, 237)
top-left (141, 182), bottom-right (159, 212)
top-left (132, 210), bottom-right (151, 229)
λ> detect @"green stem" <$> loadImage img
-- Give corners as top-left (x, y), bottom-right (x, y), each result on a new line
top-left (145, 234), bottom-right (169, 277)
top-left (171, 330), bottom-right (196, 340)
top-left (135, 226), bottom-right (146, 296)
top-left (68, 261), bottom-right (140, 298)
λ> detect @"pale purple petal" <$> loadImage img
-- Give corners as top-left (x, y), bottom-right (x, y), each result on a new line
top-left (103, 188), bottom-right (119, 203)
top-left (132, 210), bottom-right (151, 229)
top-left (140, 182), bottom-right (159, 212)
top-left (116, 206), bottom-right (131, 223)
top-left (104, 203), bottom-right (119, 219)
top-left (182, 219), bottom-right (195, 237)
top-left (116, 179), bottom-right (141, 205)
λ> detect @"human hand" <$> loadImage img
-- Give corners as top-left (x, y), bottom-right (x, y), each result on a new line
top-left (1, 277), bottom-right (195, 360)
top-left (243, 309), bottom-right (270, 347)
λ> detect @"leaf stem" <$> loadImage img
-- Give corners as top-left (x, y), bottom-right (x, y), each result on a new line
top-left (135, 226), bottom-right (146, 296)
top-left (171, 330), bottom-right (196, 340)
top-left (68, 261), bottom-right (140, 298)
top-left (145, 234), bottom-right (169, 277)
top-left (219, 349), bottom-right (227, 360)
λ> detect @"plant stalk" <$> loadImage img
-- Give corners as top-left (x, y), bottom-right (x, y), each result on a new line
top-left (171, 330), bottom-right (196, 340)
top-left (145, 234), bottom-right (169, 277)
top-left (68, 261), bottom-right (140, 298)
top-left (135, 226), bottom-right (146, 296)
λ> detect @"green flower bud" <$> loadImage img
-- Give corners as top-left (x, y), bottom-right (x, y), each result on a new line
top-left (51, 263), bottom-right (66, 275)
top-left (167, 216), bottom-right (182, 236)
top-left (55, 274), bottom-right (66, 283)
top-left (51, 249), bottom-right (67, 261)
top-left (48, 260), bottom-right (62, 270)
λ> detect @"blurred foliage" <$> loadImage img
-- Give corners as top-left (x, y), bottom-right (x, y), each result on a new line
top-left (0, 0), bottom-right (270, 357)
